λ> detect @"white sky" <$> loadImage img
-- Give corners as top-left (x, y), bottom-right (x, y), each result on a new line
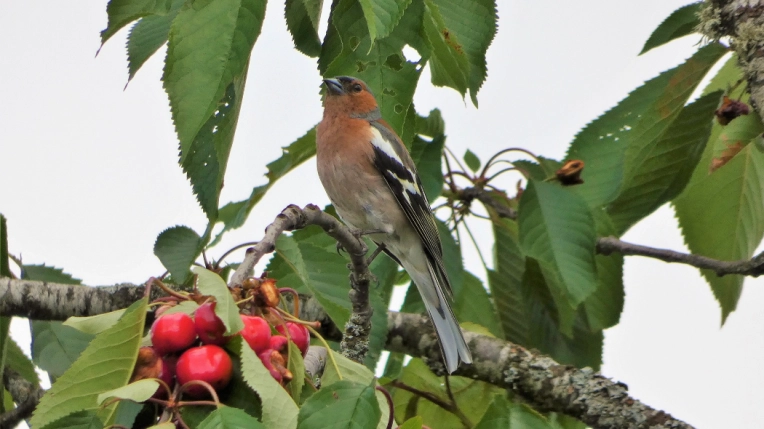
top-left (1, 1), bottom-right (763, 428)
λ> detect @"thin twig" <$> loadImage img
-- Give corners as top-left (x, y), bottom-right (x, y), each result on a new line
top-left (389, 380), bottom-right (473, 427)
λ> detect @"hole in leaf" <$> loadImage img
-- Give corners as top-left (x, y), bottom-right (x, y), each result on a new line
top-left (356, 61), bottom-right (370, 72)
top-left (384, 54), bottom-right (403, 71)
top-left (383, 88), bottom-right (397, 96)
top-left (394, 104), bottom-right (404, 114)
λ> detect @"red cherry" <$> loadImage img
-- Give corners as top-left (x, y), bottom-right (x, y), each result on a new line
top-left (195, 302), bottom-right (229, 345)
top-left (151, 313), bottom-right (197, 355)
top-left (258, 349), bottom-right (283, 383)
top-left (176, 345), bottom-right (232, 398)
top-left (269, 335), bottom-right (289, 354)
top-left (276, 322), bottom-right (310, 357)
top-left (240, 315), bottom-right (271, 354)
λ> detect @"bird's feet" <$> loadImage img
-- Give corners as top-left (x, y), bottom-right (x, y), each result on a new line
top-left (336, 228), bottom-right (386, 255)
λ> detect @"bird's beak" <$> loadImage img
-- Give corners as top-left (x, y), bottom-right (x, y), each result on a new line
top-left (323, 78), bottom-right (344, 95)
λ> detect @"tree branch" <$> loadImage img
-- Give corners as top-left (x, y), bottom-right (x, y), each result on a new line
top-left (227, 204), bottom-right (375, 363)
top-left (385, 311), bottom-right (693, 429)
top-left (597, 236), bottom-right (764, 276)
top-left (1, 369), bottom-right (44, 428)
top-left (459, 185), bottom-right (764, 277)
top-left (0, 279), bottom-right (694, 429)
top-left (0, 278), bottom-right (145, 320)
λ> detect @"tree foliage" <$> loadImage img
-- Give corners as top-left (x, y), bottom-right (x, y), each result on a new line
top-left (1, 1), bottom-right (763, 428)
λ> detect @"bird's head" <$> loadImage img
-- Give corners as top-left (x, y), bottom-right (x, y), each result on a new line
top-left (322, 76), bottom-right (380, 119)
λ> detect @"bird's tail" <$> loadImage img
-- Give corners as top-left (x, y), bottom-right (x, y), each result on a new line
top-left (408, 262), bottom-right (472, 373)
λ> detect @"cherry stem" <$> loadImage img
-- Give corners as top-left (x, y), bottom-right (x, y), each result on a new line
top-left (150, 277), bottom-right (188, 301)
top-left (178, 380), bottom-right (222, 407)
top-left (216, 241), bottom-right (259, 268)
top-left (273, 307), bottom-right (321, 329)
top-left (479, 147), bottom-right (541, 180)
top-left (278, 287), bottom-right (300, 317)
top-left (375, 385), bottom-right (395, 429)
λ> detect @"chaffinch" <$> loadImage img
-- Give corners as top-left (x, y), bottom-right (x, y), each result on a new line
top-left (316, 76), bottom-right (472, 373)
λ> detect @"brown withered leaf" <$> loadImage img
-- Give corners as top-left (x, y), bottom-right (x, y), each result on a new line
top-left (715, 96), bottom-right (750, 125)
top-left (710, 142), bottom-right (745, 172)
top-left (555, 160), bottom-right (585, 186)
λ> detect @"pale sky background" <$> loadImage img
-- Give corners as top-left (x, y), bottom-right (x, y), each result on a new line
top-left (2, 1), bottom-right (763, 428)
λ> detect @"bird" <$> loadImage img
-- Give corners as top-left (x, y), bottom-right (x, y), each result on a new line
top-left (316, 76), bottom-right (472, 373)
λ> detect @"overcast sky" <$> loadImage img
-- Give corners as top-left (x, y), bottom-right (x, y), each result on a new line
top-left (2, 1), bottom-right (763, 428)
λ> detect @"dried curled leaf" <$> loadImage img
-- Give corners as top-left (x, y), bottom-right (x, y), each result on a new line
top-left (715, 96), bottom-right (750, 125)
top-left (556, 160), bottom-right (585, 186)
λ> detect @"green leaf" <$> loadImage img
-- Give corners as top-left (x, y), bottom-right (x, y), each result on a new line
top-left (518, 180), bottom-right (598, 335)
top-left (410, 135), bottom-right (445, 202)
top-left (673, 143), bottom-right (764, 321)
top-left (583, 212), bottom-right (624, 331)
top-left (428, 0), bottom-right (497, 105)
top-left (513, 157), bottom-right (563, 181)
top-left (192, 266), bottom-right (245, 335)
top-left (198, 406), bottom-right (265, 428)
top-left (319, 0), bottom-right (422, 137)
top-left (285, 0), bottom-right (323, 57)
top-left (42, 410), bottom-right (104, 429)
top-left (111, 400), bottom-right (145, 429)
top-left (64, 309), bottom-right (127, 335)
top-left (212, 126), bottom-right (317, 246)
top-left (565, 43), bottom-right (728, 207)
top-left (488, 218), bottom-right (527, 345)
top-left (238, 337), bottom-right (299, 429)
top-left (453, 271), bottom-right (502, 337)
top-left (607, 90), bottom-right (723, 233)
top-left (153, 225), bottom-right (202, 283)
top-left (160, 300), bottom-right (200, 316)
top-left (5, 337), bottom-right (40, 388)
top-left (97, 379), bottom-right (159, 404)
top-left (522, 259), bottom-right (603, 369)
top-left (164, 0), bottom-right (266, 219)
top-left (285, 342), bottom-right (306, 400)
top-left (126, 0), bottom-right (185, 83)
top-left (359, 0), bottom-right (412, 46)
top-left (101, 0), bottom-right (172, 44)
top-left (474, 394), bottom-right (510, 428)
top-left (398, 416), bottom-right (424, 429)
top-left (297, 380), bottom-right (381, 429)
top-left (702, 53), bottom-right (741, 96)
top-left (392, 358), bottom-right (502, 428)
top-left (463, 149), bottom-right (480, 172)
top-left (422, 0), bottom-right (469, 96)
top-left (22, 264), bottom-right (82, 284)
top-left (640, 2), bottom-right (702, 55)
top-left (709, 111), bottom-right (763, 169)
top-left (322, 350), bottom-right (376, 387)
top-left (31, 321), bottom-right (94, 379)
top-left (266, 228), bottom-right (352, 330)
top-left (30, 299), bottom-right (149, 429)
top-left (416, 108), bottom-right (445, 138)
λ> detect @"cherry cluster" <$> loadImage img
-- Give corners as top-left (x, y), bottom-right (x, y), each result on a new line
top-left (132, 300), bottom-right (310, 399)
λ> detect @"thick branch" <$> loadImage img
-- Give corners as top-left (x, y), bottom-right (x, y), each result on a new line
top-left (461, 185), bottom-right (764, 277)
top-left (0, 279), bottom-right (693, 428)
top-left (0, 278), bottom-right (145, 320)
top-left (228, 204), bottom-right (375, 363)
top-left (385, 311), bottom-right (693, 429)
top-left (1, 369), bottom-right (44, 428)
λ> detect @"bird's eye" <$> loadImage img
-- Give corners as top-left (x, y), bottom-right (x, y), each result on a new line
top-left (352, 83), bottom-right (362, 93)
